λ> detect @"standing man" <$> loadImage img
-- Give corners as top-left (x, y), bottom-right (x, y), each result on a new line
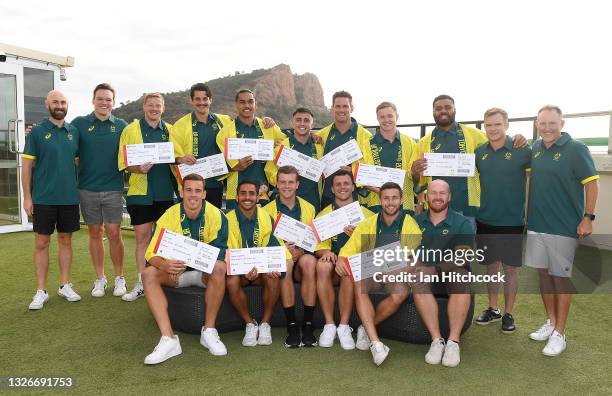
top-left (338, 182), bottom-right (422, 366)
top-left (525, 105), bottom-right (598, 356)
top-left (361, 102), bottom-right (418, 213)
top-left (315, 170), bottom-right (374, 349)
top-left (263, 166), bottom-right (318, 348)
top-left (474, 108), bottom-right (531, 333)
top-left (225, 180), bottom-right (292, 347)
top-left (72, 83), bottom-right (128, 298)
top-left (317, 91), bottom-right (372, 209)
top-left (23, 90), bottom-right (82, 309)
top-left (216, 89), bottom-right (285, 211)
top-left (141, 174), bottom-right (232, 364)
top-left (413, 180), bottom-right (475, 368)
top-left (172, 83), bottom-right (233, 208)
top-left (118, 93), bottom-right (176, 302)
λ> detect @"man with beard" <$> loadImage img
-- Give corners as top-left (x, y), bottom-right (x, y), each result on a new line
top-left (413, 179), bottom-right (475, 367)
top-left (23, 90), bottom-right (82, 309)
top-left (316, 91), bottom-right (372, 209)
top-left (71, 83), bottom-right (129, 298)
top-left (338, 182), bottom-right (422, 366)
top-left (216, 89), bottom-right (285, 211)
top-left (411, 95), bottom-right (526, 228)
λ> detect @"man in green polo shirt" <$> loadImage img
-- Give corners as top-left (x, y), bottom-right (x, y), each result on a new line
top-left (317, 91), bottom-right (372, 208)
top-left (413, 179), bottom-right (475, 368)
top-left (474, 107), bottom-right (531, 333)
top-left (315, 169), bottom-right (375, 349)
top-left (22, 90), bottom-right (82, 310)
top-left (338, 182), bottom-right (422, 366)
top-left (525, 105), bottom-right (599, 357)
top-left (72, 83), bottom-right (129, 299)
top-left (412, 95), bottom-right (527, 229)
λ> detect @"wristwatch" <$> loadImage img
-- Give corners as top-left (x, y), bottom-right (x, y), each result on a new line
top-left (584, 213), bottom-right (596, 221)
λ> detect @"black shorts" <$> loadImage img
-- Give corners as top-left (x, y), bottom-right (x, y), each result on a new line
top-left (476, 221), bottom-right (524, 266)
top-left (33, 204), bottom-right (80, 235)
top-left (127, 201), bottom-right (174, 226)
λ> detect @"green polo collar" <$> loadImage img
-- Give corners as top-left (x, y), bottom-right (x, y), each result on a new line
top-left (40, 118), bottom-right (68, 131)
top-left (331, 118), bottom-right (357, 135)
top-left (236, 207), bottom-right (257, 224)
top-left (433, 122), bottom-right (459, 137)
top-left (86, 112), bottom-right (118, 124)
top-left (139, 118), bottom-right (164, 131)
top-left (421, 208), bottom-right (463, 228)
top-left (553, 132), bottom-right (571, 147)
top-left (376, 209), bottom-right (406, 230)
top-left (373, 128), bottom-right (400, 144)
top-left (485, 135), bottom-right (513, 151)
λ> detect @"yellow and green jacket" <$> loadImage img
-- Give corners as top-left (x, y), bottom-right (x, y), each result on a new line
top-left (267, 136), bottom-right (324, 193)
top-left (215, 117), bottom-right (286, 200)
top-left (118, 119), bottom-right (175, 198)
top-left (262, 197), bottom-right (317, 225)
top-left (416, 123), bottom-right (488, 207)
top-left (171, 112), bottom-right (233, 158)
top-left (360, 133), bottom-right (418, 211)
top-left (314, 203), bottom-right (375, 253)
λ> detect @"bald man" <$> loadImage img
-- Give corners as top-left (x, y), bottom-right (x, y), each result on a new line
top-left (22, 90), bottom-right (82, 310)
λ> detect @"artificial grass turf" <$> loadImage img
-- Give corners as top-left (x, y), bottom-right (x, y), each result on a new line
top-left (1, 229), bottom-right (611, 395)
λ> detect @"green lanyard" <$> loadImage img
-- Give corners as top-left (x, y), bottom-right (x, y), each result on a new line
top-left (180, 203), bottom-right (206, 242)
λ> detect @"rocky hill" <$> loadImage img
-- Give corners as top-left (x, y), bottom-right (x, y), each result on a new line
top-left (113, 64), bottom-right (332, 129)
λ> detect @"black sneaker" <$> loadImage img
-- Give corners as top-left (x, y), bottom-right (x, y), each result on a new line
top-left (301, 322), bottom-right (317, 347)
top-left (501, 313), bottom-right (516, 334)
top-left (284, 322), bottom-right (301, 348)
top-left (475, 307), bottom-right (502, 325)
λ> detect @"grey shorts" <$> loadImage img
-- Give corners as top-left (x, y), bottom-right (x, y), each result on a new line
top-left (79, 189), bottom-right (124, 225)
top-left (525, 231), bottom-right (578, 278)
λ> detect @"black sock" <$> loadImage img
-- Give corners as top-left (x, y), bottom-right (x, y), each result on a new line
top-left (303, 305), bottom-right (315, 325)
top-left (284, 306), bottom-right (296, 325)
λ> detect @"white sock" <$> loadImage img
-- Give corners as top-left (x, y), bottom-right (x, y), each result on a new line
top-left (137, 273), bottom-right (142, 283)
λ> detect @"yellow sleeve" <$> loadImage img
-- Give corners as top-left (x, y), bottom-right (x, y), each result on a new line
top-left (169, 122), bottom-right (187, 158)
top-left (338, 221), bottom-right (366, 258)
top-left (272, 126), bottom-right (287, 143)
top-left (144, 211), bottom-right (175, 262)
top-left (118, 128), bottom-right (130, 171)
top-left (216, 124), bottom-right (238, 169)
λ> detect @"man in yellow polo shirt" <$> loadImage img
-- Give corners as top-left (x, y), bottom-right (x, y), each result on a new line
top-left (141, 174), bottom-right (232, 364)
top-left (338, 182), bottom-right (422, 366)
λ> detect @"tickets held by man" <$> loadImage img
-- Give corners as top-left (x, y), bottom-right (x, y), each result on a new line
top-left (118, 92), bottom-right (177, 303)
top-left (360, 102), bottom-right (418, 214)
top-left (314, 169), bottom-right (375, 350)
top-left (225, 180), bottom-right (293, 347)
top-left (316, 91), bottom-right (372, 209)
top-left (142, 173), bottom-right (234, 364)
top-left (216, 89), bottom-right (286, 211)
top-left (338, 182), bottom-right (422, 366)
top-left (263, 165), bottom-right (318, 348)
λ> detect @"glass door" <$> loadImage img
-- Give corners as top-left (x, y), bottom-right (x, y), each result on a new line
top-left (0, 63), bottom-right (23, 227)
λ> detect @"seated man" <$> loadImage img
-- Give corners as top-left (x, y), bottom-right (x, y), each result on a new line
top-left (315, 170), bottom-right (375, 349)
top-left (141, 174), bottom-right (232, 364)
top-left (226, 180), bottom-right (292, 346)
top-left (338, 182), bottom-right (422, 366)
top-left (412, 179), bottom-right (475, 368)
top-left (263, 165), bottom-right (318, 348)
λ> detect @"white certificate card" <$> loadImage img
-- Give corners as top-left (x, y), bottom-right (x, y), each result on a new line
top-left (320, 139), bottom-right (363, 178)
top-left (423, 153), bottom-right (475, 177)
top-left (275, 144), bottom-right (325, 182)
top-left (311, 201), bottom-right (365, 242)
top-left (354, 163), bottom-right (406, 188)
top-left (226, 246), bottom-right (287, 275)
top-left (225, 138), bottom-right (274, 161)
top-left (273, 213), bottom-right (318, 252)
top-left (152, 228), bottom-right (220, 273)
top-left (123, 142), bottom-right (175, 166)
top-left (175, 153), bottom-right (229, 181)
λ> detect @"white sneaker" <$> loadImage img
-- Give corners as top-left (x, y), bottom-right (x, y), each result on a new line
top-left (122, 282), bottom-right (144, 302)
top-left (242, 322), bottom-right (258, 346)
top-left (370, 341), bottom-right (390, 366)
top-left (58, 283), bottom-right (81, 302)
top-left (113, 276), bottom-right (127, 297)
top-left (257, 322), bottom-right (272, 345)
top-left (529, 319), bottom-right (554, 341)
top-left (200, 328), bottom-right (227, 356)
top-left (337, 324), bottom-right (355, 350)
top-left (356, 325), bottom-right (371, 351)
top-left (144, 335), bottom-right (182, 365)
top-left (442, 340), bottom-right (461, 367)
top-left (91, 277), bottom-right (107, 297)
top-left (319, 324), bottom-right (337, 348)
top-left (29, 290), bottom-right (49, 310)
top-left (542, 330), bottom-right (566, 356)
top-left (425, 338), bottom-right (445, 365)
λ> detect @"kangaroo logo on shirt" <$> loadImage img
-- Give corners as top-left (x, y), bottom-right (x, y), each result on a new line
top-left (442, 229), bottom-right (449, 235)
top-left (420, 227), bottom-right (426, 233)
top-left (161, 134), bottom-right (167, 141)
top-left (534, 151), bottom-right (542, 159)
top-left (504, 152), bottom-right (512, 160)
top-left (88, 125), bottom-right (95, 132)
top-left (553, 152), bottom-right (562, 161)
top-left (434, 143), bottom-right (441, 151)
top-left (330, 134), bottom-right (335, 141)
top-left (481, 153), bottom-right (488, 160)
top-left (44, 133), bottom-right (52, 140)
top-left (110, 125), bottom-right (116, 133)
top-left (67, 133), bottom-right (73, 140)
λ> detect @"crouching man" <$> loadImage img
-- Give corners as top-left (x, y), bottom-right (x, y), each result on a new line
top-left (142, 174), bottom-right (232, 364)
